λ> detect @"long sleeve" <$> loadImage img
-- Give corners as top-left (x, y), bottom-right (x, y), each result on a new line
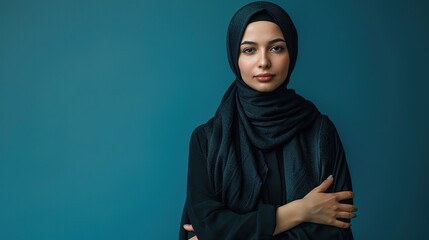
top-left (180, 126), bottom-right (277, 240)
top-left (179, 115), bottom-right (355, 240)
top-left (317, 115), bottom-right (354, 239)
top-left (319, 116), bottom-right (353, 201)
top-left (278, 115), bottom-right (354, 240)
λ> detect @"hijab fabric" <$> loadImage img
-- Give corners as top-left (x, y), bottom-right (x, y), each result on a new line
top-left (206, 1), bottom-right (320, 213)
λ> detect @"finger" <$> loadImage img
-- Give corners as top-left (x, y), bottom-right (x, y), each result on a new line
top-left (314, 175), bottom-right (334, 193)
top-left (189, 236), bottom-right (198, 240)
top-left (331, 219), bottom-right (351, 228)
top-left (336, 211), bottom-right (357, 219)
top-left (337, 203), bottom-right (358, 212)
top-left (183, 224), bottom-right (194, 232)
top-left (333, 191), bottom-right (354, 201)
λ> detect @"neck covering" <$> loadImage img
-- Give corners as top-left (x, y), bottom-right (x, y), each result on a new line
top-left (206, 1), bottom-right (320, 213)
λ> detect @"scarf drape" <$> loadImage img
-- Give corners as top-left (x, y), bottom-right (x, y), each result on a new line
top-left (206, 1), bottom-right (320, 213)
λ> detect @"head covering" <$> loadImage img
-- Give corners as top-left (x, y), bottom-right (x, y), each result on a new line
top-left (205, 1), bottom-right (320, 212)
top-left (227, 1), bottom-right (298, 85)
top-left (248, 10), bottom-right (275, 23)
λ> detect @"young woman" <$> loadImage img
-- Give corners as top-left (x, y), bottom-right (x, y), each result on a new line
top-left (180, 1), bottom-right (356, 239)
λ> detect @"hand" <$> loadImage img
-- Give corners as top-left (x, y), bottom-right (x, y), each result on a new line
top-left (183, 224), bottom-right (198, 240)
top-left (300, 175), bottom-right (357, 228)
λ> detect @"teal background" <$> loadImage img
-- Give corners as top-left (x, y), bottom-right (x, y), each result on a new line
top-left (1, 0), bottom-right (428, 239)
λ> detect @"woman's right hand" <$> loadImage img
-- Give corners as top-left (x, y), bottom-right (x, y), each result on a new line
top-left (186, 175), bottom-right (357, 237)
top-left (183, 224), bottom-right (198, 240)
top-left (299, 175), bottom-right (357, 228)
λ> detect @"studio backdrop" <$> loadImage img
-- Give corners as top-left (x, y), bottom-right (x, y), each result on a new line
top-left (1, 0), bottom-right (428, 239)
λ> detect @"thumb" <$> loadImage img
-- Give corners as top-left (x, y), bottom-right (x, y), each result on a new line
top-left (314, 175), bottom-right (334, 193)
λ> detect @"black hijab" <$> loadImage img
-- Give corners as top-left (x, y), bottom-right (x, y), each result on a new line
top-left (205, 1), bottom-right (320, 213)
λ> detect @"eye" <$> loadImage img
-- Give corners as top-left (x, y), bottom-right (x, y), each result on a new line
top-left (242, 47), bottom-right (256, 55)
top-left (270, 45), bottom-right (285, 53)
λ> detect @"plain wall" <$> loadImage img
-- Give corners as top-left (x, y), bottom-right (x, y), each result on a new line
top-left (1, 0), bottom-right (428, 239)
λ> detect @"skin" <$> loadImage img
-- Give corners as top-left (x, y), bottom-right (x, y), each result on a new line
top-left (184, 177), bottom-right (357, 239)
top-left (183, 224), bottom-right (197, 240)
top-left (184, 21), bottom-right (357, 239)
top-left (238, 21), bottom-right (290, 92)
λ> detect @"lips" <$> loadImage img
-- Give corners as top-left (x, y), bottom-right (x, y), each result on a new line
top-left (254, 73), bottom-right (274, 82)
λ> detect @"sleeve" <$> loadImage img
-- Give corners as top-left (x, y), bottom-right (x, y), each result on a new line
top-left (320, 116), bottom-right (353, 199)
top-left (319, 115), bottom-right (354, 239)
top-left (180, 127), bottom-right (277, 240)
top-left (278, 115), bottom-right (354, 240)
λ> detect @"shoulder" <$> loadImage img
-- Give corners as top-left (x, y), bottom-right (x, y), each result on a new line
top-left (299, 114), bottom-right (341, 153)
top-left (317, 115), bottom-right (342, 143)
top-left (298, 114), bottom-right (329, 140)
top-left (319, 114), bottom-right (337, 135)
top-left (190, 118), bottom-right (213, 141)
top-left (189, 118), bottom-right (214, 155)
top-left (318, 114), bottom-right (344, 154)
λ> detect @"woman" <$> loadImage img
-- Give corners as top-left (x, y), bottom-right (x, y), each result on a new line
top-left (179, 1), bottom-right (357, 239)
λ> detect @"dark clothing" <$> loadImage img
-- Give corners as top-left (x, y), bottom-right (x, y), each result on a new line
top-left (180, 2), bottom-right (353, 239)
top-left (206, 82), bottom-right (320, 213)
top-left (212, 1), bottom-right (319, 215)
top-left (180, 114), bottom-right (353, 240)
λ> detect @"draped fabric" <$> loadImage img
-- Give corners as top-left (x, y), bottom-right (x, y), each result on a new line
top-left (207, 80), bottom-right (320, 212)
top-left (206, 1), bottom-right (320, 212)
top-left (179, 3), bottom-right (355, 239)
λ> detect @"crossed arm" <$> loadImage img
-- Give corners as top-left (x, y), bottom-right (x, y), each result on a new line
top-left (183, 175), bottom-right (357, 239)
top-left (182, 118), bottom-right (356, 239)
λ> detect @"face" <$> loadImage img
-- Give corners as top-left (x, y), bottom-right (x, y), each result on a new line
top-left (238, 21), bottom-right (290, 92)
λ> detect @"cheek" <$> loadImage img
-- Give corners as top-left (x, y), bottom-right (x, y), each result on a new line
top-left (238, 58), bottom-right (252, 77)
top-left (279, 56), bottom-right (290, 74)
top-left (280, 54), bottom-right (290, 67)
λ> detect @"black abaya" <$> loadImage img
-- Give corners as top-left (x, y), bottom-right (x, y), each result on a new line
top-left (180, 115), bottom-right (353, 240)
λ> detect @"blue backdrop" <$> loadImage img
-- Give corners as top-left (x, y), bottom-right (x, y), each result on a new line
top-left (1, 0), bottom-right (428, 239)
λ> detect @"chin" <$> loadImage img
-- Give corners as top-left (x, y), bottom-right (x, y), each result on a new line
top-left (251, 83), bottom-right (281, 93)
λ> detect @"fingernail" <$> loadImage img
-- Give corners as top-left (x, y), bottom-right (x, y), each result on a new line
top-left (327, 175), bottom-right (333, 180)
top-left (183, 224), bottom-right (189, 227)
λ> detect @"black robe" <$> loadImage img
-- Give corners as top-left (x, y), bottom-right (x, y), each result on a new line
top-left (179, 114), bottom-right (353, 240)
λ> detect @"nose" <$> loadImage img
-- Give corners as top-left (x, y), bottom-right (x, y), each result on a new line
top-left (258, 51), bottom-right (271, 69)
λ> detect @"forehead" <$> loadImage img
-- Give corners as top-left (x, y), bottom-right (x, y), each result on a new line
top-left (241, 21), bottom-right (284, 41)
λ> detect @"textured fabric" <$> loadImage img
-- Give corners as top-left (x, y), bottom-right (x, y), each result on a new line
top-left (179, 1), bottom-right (354, 239)
top-left (248, 10), bottom-right (275, 24)
top-left (207, 1), bottom-right (319, 213)
top-left (179, 115), bottom-right (354, 240)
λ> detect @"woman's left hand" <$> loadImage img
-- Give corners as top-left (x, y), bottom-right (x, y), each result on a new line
top-left (300, 175), bottom-right (357, 228)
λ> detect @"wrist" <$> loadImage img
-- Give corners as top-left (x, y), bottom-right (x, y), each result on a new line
top-left (274, 200), bottom-right (305, 235)
top-left (293, 199), bottom-right (307, 223)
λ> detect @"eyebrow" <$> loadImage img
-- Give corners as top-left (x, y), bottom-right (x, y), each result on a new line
top-left (240, 38), bottom-right (286, 45)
